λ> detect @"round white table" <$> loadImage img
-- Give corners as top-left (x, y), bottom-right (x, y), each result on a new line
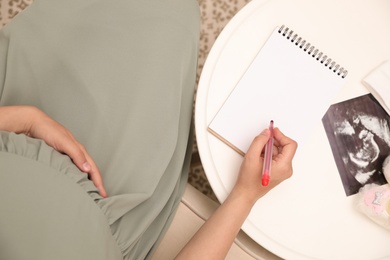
top-left (195, 0), bottom-right (390, 259)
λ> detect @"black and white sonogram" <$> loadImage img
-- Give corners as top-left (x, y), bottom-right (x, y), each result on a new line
top-left (322, 94), bottom-right (390, 196)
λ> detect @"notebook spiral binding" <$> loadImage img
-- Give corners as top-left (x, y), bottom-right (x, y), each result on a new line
top-left (278, 25), bottom-right (348, 78)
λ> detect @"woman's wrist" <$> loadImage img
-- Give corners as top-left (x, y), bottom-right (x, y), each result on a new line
top-left (22, 106), bottom-right (41, 136)
top-left (24, 106), bottom-right (47, 137)
top-left (229, 184), bottom-right (265, 209)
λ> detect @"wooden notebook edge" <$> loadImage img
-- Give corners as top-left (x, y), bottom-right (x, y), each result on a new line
top-left (207, 127), bottom-right (245, 157)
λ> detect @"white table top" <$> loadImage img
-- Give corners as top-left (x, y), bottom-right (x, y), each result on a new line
top-left (195, 0), bottom-right (390, 259)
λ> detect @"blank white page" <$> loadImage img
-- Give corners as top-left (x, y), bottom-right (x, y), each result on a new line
top-left (208, 26), bottom-right (347, 154)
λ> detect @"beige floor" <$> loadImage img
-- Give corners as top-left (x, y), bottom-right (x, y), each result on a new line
top-left (0, 0), bottom-right (251, 203)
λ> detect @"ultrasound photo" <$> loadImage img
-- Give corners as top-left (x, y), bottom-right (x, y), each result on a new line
top-left (322, 94), bottom-right (390, 196)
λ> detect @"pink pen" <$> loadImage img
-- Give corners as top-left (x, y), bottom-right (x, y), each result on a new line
top-left (262, 120), bottom-right (274, 186)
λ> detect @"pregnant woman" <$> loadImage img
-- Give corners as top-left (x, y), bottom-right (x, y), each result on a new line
top-left (0, 1), bottom-right (297, 259)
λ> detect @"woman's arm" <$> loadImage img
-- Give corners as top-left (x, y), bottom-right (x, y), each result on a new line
top-left (0, 105), bottom-right (36, 134)
top-left (175, 127), bottom-right (297, 259)
top-left (0, 106), bottom-right (107, 197)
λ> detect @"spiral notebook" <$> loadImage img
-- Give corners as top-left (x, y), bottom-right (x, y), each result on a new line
top-left (208, 25), bottom-right (348, 155)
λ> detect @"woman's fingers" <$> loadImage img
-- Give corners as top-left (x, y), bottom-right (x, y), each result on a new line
top-left (246, 128), bottom-right (271, 158)
top-left (62, 135), bottom-right (108, 198)
top-left (31, 111), bottom-right (108, 197)
top-left (78, 145), bottom-right (108, 198)
top-left (273, 127), bottom-right (298, 161)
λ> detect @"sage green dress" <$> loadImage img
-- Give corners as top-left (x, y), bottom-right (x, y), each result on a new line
top-left (0, 0), bottom-right (200, 259)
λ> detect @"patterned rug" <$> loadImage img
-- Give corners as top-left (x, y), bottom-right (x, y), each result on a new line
top-left (0, 0), bottom-right (251, 203)
top-left (191, 0), bottom-right (251, 202)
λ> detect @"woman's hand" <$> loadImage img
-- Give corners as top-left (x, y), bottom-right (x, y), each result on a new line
top-left (175, 128), bottom-right (297, 260)
top-left (0, 106), bottom-right (107, 197)
top-left (233, 127), bottom-right (298, 205)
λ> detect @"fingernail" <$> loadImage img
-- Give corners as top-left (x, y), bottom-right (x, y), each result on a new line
top-left (83, 162), bottom-right (91, 171)
top-left (261, 128), bottom-right (270, 135)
